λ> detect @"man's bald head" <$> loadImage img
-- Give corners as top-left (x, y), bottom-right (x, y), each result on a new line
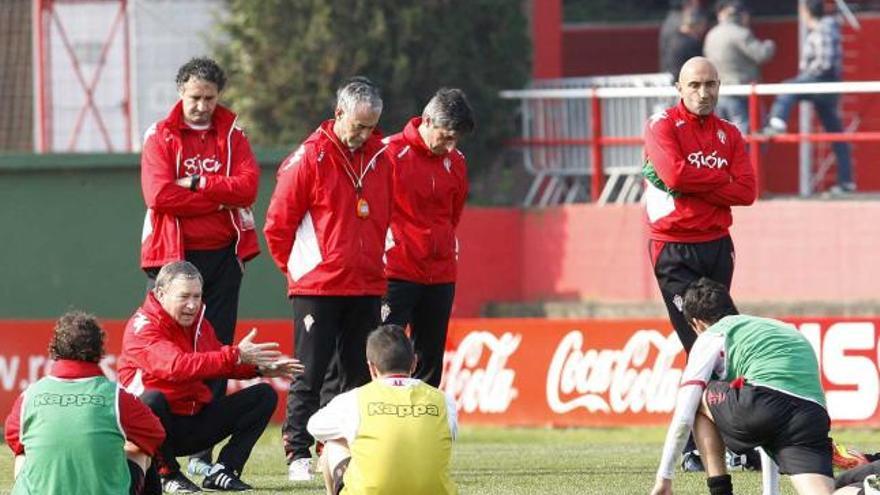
top-left (676, 57), bottom-right (720, 116)
top-left (678, 57), bottom-right (718, 85)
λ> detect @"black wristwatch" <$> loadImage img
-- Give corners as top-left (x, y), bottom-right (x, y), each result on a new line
top-left (189, 174), bottom-right (200, 191)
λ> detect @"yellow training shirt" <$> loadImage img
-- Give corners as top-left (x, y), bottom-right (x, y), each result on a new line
top-left (343, 378), bottom-right (456, 495)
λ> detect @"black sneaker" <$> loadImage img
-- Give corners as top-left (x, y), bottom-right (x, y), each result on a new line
top-left (202, 467), bottom-right (253, 491)
top-left (161, 471), bottom-right (202, 493)
top-left (742, 447), bottom-right (763, 471)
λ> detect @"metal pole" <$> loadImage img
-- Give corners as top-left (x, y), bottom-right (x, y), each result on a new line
top-left (33, 0), bottom-right (49, 152)
top-left (748, 83), bottom-right (762, 197)
top-left (590, 88), bottom-right (604, 201)
top-left (798, 0), bottom-right (813, 197)
top-left (122, 0), bottom-right (132, 152)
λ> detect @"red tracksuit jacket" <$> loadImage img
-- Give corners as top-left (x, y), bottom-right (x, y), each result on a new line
top-left (383, 117), bottom-right (468, 284)
top-left (140, 101), bottom-right (260, 268)
top-left (643, 100), bottom-right (756, 243)
top-left (264, 120), bottom-right (393, 296)
top-left (117, 293), bottom-right (256, 416)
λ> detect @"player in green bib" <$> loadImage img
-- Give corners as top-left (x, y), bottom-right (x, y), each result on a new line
top-left (651, 278), bottom-right (836, 495)
top-left (5, 311), bottom-right (165, 495)
top-left (307, 325), bottom-right (457, 495)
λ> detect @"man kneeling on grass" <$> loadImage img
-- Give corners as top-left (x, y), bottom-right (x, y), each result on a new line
top-left (307, 324), bottom-right (457, 495)
top-left (651, 277), bottom-right (836, 495)
top-left (5, 311), bottom-right (165, 495)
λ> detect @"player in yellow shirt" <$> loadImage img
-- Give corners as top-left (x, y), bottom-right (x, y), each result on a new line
top-left (307, 324), bottom-right (457, 495)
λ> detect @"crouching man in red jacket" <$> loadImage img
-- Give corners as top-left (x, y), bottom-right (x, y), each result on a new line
top-left (118, 261), bottom-right (303, 492)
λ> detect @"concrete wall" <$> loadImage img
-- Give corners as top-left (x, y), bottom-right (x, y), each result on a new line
top-left (0, 153), bottom-right (290, 319)
top-left (454, 201), bottom-right (880, 315)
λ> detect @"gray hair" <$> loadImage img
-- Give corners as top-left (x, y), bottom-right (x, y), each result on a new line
top-left (422, 88), bottom-right (475, 134)
top-left (336, 77), bottom-right (383, 115)
top-left (155, 261), bottom-right (203, 291)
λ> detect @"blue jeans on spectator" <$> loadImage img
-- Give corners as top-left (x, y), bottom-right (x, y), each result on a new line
top-left (768, 73), bottom-right (854, 186)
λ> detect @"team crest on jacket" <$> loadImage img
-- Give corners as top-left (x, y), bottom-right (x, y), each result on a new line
top-left (133, 313), bottom-right (150, 333)
top-left (717, 129), bottom-right (727, 144)
top-left (675, 119), bottom-right (686, 128)
top-left (443, 157), bottom-right (452, 173)
top-left (281, 145), bottom-right (305, 172)
top-left (648, 110), bottom-right (668, 127)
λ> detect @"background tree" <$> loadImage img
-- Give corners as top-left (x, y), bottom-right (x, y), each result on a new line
top-left (215, 0), bottom-right (531, 202)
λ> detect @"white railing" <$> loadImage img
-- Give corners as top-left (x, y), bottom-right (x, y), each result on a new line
top-left (501, 81), bottom-right (880, 99)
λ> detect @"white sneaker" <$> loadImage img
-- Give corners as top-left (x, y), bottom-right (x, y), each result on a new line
top-left (762, 117), bottom-right (787, 136)
top-left (187, 457), bottom-right (214, 477)
top-left (288, 457), bottom-right (313, 482)
top-left (865, 474), bottom-right (880, 494)
top-left (768, 117), bottom-right (787, 131)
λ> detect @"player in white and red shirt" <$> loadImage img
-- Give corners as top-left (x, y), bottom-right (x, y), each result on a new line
top-left (651, 278), bottom-right (834, 495)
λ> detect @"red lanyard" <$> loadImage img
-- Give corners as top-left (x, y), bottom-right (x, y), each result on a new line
top-left (320, 128), bottom-right (373, 219)
top-left (321, 128), bottom-right (370, 194)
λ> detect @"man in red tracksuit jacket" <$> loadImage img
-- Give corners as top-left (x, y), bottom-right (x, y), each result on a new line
top-left (642, 56), bottom-right (756, 473)
top-left (382, 88), bottom-right (474, 387)
top-left (118, 261), bottom-right (302, 492)
top-left (264, 78), bottom-right (393, 482)
top-left (139, 59), bottom-right (260, 476)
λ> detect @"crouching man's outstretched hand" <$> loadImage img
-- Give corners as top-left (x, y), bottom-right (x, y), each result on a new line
top-left (259, 357), bottom-right (304, 379)
top-left (237, 328), bottom-right (282, 367)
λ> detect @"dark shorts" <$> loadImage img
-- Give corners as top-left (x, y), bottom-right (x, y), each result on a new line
top-left (706, 381), bottom-right (833, 477)
top-left (332, 457), bottom-right (351, 495)
top-left (651, 236), bottom-right (735, 353)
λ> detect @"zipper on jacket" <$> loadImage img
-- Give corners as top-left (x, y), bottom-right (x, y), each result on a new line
top-left (191, 314), bottom-right (201, 416)
top-left (228, 118), bottom-right (243, 262)
top-left (431, 173), bottom-right (438, 262)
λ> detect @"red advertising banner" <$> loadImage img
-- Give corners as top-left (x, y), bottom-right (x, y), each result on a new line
top-left (443, 318), bottom-right (880, 427)
top-left (443, 318), bottom-right (685, 427)
top-left (1, 317), bottom-right (878, 427)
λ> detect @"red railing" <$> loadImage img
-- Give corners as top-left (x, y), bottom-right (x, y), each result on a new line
top-left (501, 81), bottom-right (880, 201)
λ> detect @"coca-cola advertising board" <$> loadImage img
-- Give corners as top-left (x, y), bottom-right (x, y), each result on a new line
top-left (444, 318), bottom-right (880, 426)
top-left (0, 317), bottom-right (878, 426)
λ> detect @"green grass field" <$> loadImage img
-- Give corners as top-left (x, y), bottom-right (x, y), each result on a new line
top-left (2, 425), bottom-right (878, 494)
